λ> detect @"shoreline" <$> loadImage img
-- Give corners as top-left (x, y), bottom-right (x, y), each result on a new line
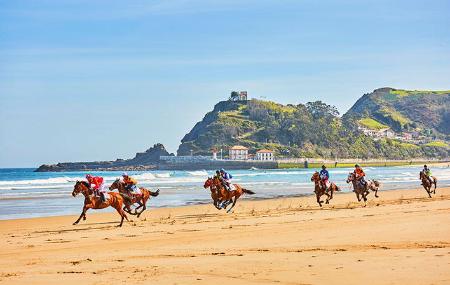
top-left (1, 186), bottom-right (449, 284)
top-left (31, 159), bottom-right (450, 172)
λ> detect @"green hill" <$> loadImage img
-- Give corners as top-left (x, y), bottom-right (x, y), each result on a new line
top-left (177, 91), bottom-right (449, 159)
top-left (344, 87), bottom-right (450, 136)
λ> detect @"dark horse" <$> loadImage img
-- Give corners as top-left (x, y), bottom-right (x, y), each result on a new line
top-left (419, 171), bottom-right (437, 198)
top-left (203, 177), bottom-right (255, 213)
top-left (72, 181), bottom-right (129, 227)
top-left (310, 171), bottom-right (340, 207)
top-left (109, 179), bottom-right (160, 218)
top-left (346, 173), bottom-right (380, 205)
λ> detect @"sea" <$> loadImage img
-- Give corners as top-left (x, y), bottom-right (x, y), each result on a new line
top-left (0, 165), bottom-right (449, 220)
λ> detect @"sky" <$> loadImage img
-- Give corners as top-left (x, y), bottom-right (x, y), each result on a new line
top-left (0, 0), bottom-right (449, 167)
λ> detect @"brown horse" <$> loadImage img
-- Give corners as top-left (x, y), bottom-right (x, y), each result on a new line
top-left (203, 177), bottom-right (255, 213)
top-left (109, 179), bottom-right (160, 218)
top-left (310, 171), bottom-right (340, 207)
top-left (419, 171), bottom-right (437, 198)
top-left (72, 181), bottom-right (129, 227)
top-left (346, 173), bottom-right (380, 204)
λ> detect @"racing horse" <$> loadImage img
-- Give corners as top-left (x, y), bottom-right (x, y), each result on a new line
top-left (310, 171), bottom-right (340, 207)
top-left (72, 181), bottom-right (129, 227)
top-left (419, 170), bottom-right (437, 198)
top-left (346, 172), bottom-right (380, 205)
top-left (203, 177), bottom-right (255, 213)
top-left (109, 179), bottom-right (160, 218)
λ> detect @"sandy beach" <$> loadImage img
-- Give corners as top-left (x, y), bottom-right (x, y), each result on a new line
top-left (0, 187), bottom-right (449, 285)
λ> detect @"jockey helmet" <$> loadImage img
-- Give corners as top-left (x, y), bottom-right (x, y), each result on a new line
top-left (424, 165), bottom-right (427, 168)
top-left (122, 172), bottom-right (128, 177)
top-left (86, 174), bottom-right (92, 180)
top-left (355, 164), bottom-right (360, 168)
top-left (321, 165), bottom-right (326, 169)
top-left (220, 168), bottom-right (225, 173)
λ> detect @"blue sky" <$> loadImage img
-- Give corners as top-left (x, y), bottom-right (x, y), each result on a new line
top-left (0, 0), bottom-right (449, 167)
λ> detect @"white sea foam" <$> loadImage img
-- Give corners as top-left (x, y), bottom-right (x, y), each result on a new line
top-left (0, 184), bottom-right (69, 191)
top-left (133, 173), bottom-right (157, 181)
top-left (155, 173), bottom-right (172, 178)
top-left (0, 176), bottom-right (83, 186)
top-left (187, 170), bottom-right (209, 177)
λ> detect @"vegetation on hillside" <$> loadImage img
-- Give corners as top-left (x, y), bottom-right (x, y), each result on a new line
top-left (178, 89), bottom-right (449, 159)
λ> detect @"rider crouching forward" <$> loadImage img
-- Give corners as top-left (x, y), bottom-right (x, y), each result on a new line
top-left (122, 172), bottom-right (141, 198)
top-left (354, 164), bottom-right (366, 186)
top-left (219, 168), bottom-right (233, 191)
top-left (86, 174), bottom-right (107, 202)
top-left (319, 165), bottom-right (330, 192)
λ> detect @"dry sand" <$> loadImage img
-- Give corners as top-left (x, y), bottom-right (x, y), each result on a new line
top-left (0, 187), bottom-right (449, 285)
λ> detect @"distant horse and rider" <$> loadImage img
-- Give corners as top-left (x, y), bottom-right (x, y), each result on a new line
top-left (310, 165), bottom-right (340, 207)
top-left (109, 177), bottom-right (159, 218)
top-left (420, 165), bottom-right (437, 198)
top-left (346, 164), bottom-right (380, 205)
top-left (203, 169), bottom-right (255, 213)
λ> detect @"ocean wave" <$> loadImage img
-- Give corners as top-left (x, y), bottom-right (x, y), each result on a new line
top-left (0, 176), bottom-right (83, 186)
top-left (155, 173), bottom-right (172, 178)
top-left (0, 184), bottom-right (70, 191)
top-left (187, 170), bottom-right (209, 177)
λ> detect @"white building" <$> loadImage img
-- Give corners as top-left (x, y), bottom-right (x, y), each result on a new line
top-left (256, 149), bottom-right (274, 161)
top-left (229, 145), bottom-right (249, 160)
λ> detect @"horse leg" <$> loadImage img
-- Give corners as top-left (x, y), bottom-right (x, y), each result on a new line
top-left (227, 196), bottom-right (239, 213)
top-left (137, 204), bottom-right (146, 218)
top-left (116, 207), bottom-right (129, 227)
top-left (356, 191), bottom-right (361, 202)
top-left (316, 192), bottom-right (322, 207)
top-left (73, 207), bottom-right (88, 225)
top-left (426, 186), bottom-right (432, 198)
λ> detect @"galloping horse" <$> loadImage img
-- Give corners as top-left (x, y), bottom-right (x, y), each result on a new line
top-left (347, 173), bottom-right (368, 204)
top-left (203, 177), bottom-right (255, 213)
top-left (109, 179), bottom-right (160, 218)
top-left (72, 181), bottom-right (129, 227)
top-left (310, 171), bottom-right (340, 207)
top-left (419, 171), bottom-right (437, 198)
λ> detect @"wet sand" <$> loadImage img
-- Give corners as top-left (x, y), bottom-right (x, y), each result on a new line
top-left (0, 186), bottom-right (449, 284)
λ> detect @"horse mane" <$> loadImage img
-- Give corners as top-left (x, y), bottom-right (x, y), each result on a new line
top-left (78, 181), bottom-right (90, 188)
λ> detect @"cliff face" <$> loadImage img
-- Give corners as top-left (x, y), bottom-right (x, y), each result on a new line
top-left (35, 143), bottom-right (171, 172)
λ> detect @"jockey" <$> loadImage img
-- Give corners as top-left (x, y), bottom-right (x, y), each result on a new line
top-left (219, 168), bottom-right (233, 191)
top-left (422, 165), bottom-right (433, 184)
top-left (319, 165), bottom-right (330, 191)
top-left (354, 164), bottom-right (366, 186)
top-left (122, 172), bottom-right (141, 197)
top-left (86, 174), bottom-right (106, 202)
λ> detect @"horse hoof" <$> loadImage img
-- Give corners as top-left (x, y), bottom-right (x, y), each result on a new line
top-left (73, 222), bottom-right (78, 225)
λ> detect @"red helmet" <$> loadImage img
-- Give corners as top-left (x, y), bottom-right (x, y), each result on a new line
top-left (86, 174), bottom-right (92, 180)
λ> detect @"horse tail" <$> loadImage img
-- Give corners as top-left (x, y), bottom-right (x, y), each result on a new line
top-left (335, 184), bottom-right (341, 191)
top-left (242, 188), bottom-right (255, 195)
top-left (373, 180), bottom-right (380, 187)
top-left (150, 189), bottom-right (160, 197)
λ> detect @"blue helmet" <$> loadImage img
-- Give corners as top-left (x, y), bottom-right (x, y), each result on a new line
top-left (220, 168), bottom-right (225, 173)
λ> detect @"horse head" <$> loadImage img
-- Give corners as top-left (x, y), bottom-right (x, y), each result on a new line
top-left (109, 178), bottom-right (121, 191)
top-left (311, 171), bottom-right (320, 182)
top-left (72, 181), bottom-right (90, 197)
top-left (204, 177), bottom-right (213, 189)
top-left (346, 172), bottom-right (355, 183)
top-left (419, 170), bottom-right (425, 180)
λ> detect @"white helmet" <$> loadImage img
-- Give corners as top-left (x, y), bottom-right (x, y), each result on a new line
top-left (122, 172), bottom-right (128, 177)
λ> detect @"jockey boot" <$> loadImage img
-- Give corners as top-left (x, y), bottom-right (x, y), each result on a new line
top-left (100, 193), bottom-right (106, 202)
